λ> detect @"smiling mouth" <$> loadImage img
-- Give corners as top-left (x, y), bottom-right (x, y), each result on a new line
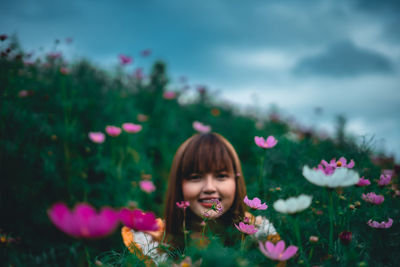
top-left (198, 198), bottom-right (221, 203)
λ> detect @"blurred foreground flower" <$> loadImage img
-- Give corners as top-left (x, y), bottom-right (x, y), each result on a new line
top-left (119, 208), bottom-right (159, 231)
top-left (192, 121), bottom-right (211, 133)
top-left (235, 222), bottom-right (258, 235)
top-left (273, 194), bottom-right (312, 214)
top-left (244, 196), bottom-right (268, 210)
top-left (378, 174), bottom-right (392, 186)
top-left (139, 180), bottom-right (156, 193)
top-left (105, 126), bottom-right (122, 137)
top-left (339, 231), bottom-right (352, 245)
top-left (362, 192), bottom-right (384, 205)
top-left (163, 91), bottom-right (176, 99)
top-left (356, 176), bottom-right (371, 187)
top-left (119, 54), bottom-right (132, 65)
top-left (367, 218), bottom-right (393, 229)
top-left (302, 165), bottom-right (360, 188)
top-left (259, 240), bottom-right (298, 261)
top-left (88, 132), bottom-right (105, 144)
top-left (48, 203), bottom-right (119, 238)
top-left (122, 123), bottom-right (142, 133)
top-left (254, 136), bottom-right (277, 149)
top-left (176, 201), bottom-right (190, 210)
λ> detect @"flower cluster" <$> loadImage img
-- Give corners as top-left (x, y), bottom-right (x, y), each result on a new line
top-left (88, 122), bottom-right (143, 143)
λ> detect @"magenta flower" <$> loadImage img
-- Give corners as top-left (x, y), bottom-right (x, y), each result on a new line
top-left (139, 180), bottom-right (156, 193)
top-left (254, 136), bottom-right (277, 149)
top-left (337, 157), bottom-right (355, 168)
top-left (176, 201), bottom-right (190, 210)
top-left (235, 222), bottom-right (258, 235)
top-left (18, 90), bottom-right (29, 98)
top-left (119, 54), bottom-right (132, 65)
top-left (163, 91), bottom-right (176, 100)
top-left (362, 192), bottom-right (384, 205)
top-left (141, 49), bottom-right (152, 57)
top-left (48, 203), bottom-right (119, 239)
top-left (244, 196), bottom-right (268, 210)
top-left (105, 126), bottom-right (122, 137)
top-left (367, 218), bottom-right (393, 229)
top-left (192, 121), bottom-right (211, 133)
top-left (316, 157), bottom-right (355, 175)
top-left (339, 231), bottom-right (352, 245)
top-left (259, 240), bottom-right (298, 261)
top-left (119, 208), bottom-right (159, 231)
top-left (88, 132), bottom-right (105, 144)
top-left (356, 176), bottom-right (371, 187)
top-left (378, 174), bottom-right (392, 186)
top-left (122, 123), bottom-right (142, 133)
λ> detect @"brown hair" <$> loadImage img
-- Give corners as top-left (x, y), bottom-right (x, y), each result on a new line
top-left (164, 133), bottom-right (247, 247)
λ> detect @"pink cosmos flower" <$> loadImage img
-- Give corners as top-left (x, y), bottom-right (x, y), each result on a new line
top-left (254, 136), bottom-right (278, 149)
top-left (176, 201), bottom-right (190, 210)
top-left (163, 91), bottom-right (176, 100)
top-left (88, 132), bottom-right (105, 144)
top-left (259, 240), bottom-right (298, 261)
top-left (18, 90), bottom-right (29, 98)
top-left (105, 126), bottom-right (122, 137)
top-left (134, 68), bottom-right (144, 80)
top-left (315, 157), bottom-right (355, 175)
top-left (235, 222), bottom-right (258, 235)
top-left (356, 176), bottom-right (371, 187)
top-left (378, 174), bottom-right (392, 186)
top-left (119, 54), bottom-right (132, 65)
top-left (367, 218), bottom-right (393, 229)
top-left (48, 203), bottom-right (119, 239)
top-left (244, 196), bottom-right (268, 210)
top-left (139, 180), bottom-right (156, 193)
top-left (119, 208), bottom-right (159, 231)
top-left (122, 123), bottom-right (142, 133)
top-left (193, 121), bottom-right (211, 133)
top-left (362, 192), bottom-right (384, 205)
top-left (141, 49), bottom-right (152, 57)
top-left (382, 169), bottom-right (394, 177)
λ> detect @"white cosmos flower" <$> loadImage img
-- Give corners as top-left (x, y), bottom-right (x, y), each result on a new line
top-left (302, 165), bottom-right (360, 188)
top-left (273, 194), bottom-right (312, 214)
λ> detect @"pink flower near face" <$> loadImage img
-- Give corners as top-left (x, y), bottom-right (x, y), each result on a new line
top-left (48, 203), bottom-right (119, 239)
top-left (192, 121), bottom-right (211, 133)
top-left (259, 240), bottom-right (298, 261)
top-left (367, 218), bottom-right (393, 229)
top-left (356, 176), bottom-right (371, 187)
top-left (378, 174), bottom-right (392, 186)
top-left (119, 208), bottom-right (159, 231)
top-left (122, 123), bottom-right (142, 134)
top-left (362, 192), bottom-right (384, 205)
top-left (119, 54), bottom-right (132, 65)
top-left (244, 196), bottom-right (268, 210)
top-left (163, 91), bottom-right (176, 99)
top-left (254, 136), bottom-right (278, 149)
top-left (176, 201), bottom-right (190, 210)
top-left (88, 132), bottom-right (105, 144)
top-left (139, 180), bottom-right (156, 193)
top-left (235, 222), bottom-right (258, 235)
top-left (105, 126), bottom-right (122, 137)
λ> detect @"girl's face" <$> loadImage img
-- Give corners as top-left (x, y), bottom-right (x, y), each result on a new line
top-left (182, 170), bottom-right (236, 219)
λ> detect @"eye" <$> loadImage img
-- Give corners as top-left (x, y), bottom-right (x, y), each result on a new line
top-left (187, 174), bottom-right (201, 181)
top-left (217, 172), bottom-right (230, 179)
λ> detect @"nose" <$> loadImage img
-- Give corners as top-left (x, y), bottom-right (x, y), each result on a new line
top-left (202, 174), bottom-right (217, 194)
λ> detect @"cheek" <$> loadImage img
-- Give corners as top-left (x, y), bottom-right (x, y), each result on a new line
top-left (182, 181), bottom-right (199, 200)
top-left (221, 179), bottom-right (236, 204)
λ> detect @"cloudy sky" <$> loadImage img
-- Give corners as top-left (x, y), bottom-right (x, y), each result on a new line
top-left (2, 0), bottom-right (400, 161)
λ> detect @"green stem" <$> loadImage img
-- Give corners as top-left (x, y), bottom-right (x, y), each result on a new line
top-left (240, 233), bottom-right (245, 251)
top-left (328, 190), bottom-right (335, 254)
top-left (258, 153), bottom-right (265, 196)
top-left (183, 210), bottom-right (188, 251)
top-left (84, 245), bottom-right (91, 267)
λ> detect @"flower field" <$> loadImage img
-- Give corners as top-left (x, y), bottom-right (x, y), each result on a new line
top-left (1, 36), bottom-right (399, 266)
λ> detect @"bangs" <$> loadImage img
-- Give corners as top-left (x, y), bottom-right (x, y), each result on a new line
top-left (180, 134), bottom-right (235, 178)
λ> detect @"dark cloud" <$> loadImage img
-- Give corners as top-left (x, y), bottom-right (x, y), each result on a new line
top-left (293, 40), bottom-right (393, 77)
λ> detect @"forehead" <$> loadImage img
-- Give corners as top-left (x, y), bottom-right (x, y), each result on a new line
top-left (180, 134), bottom-right (235, 176)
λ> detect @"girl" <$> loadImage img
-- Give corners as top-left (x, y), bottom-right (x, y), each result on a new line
top-left (121, 133), bottom-right (279, 263)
